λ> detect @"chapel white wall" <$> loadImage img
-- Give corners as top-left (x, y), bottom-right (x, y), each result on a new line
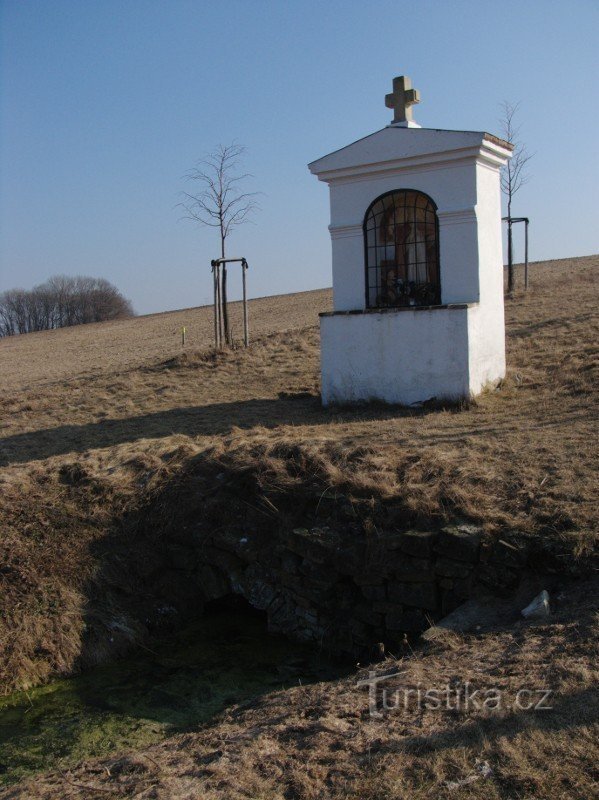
top-left (466, 162), bottom-right (506, 393)
top-left (328, 161), bottom-right (480, 311)
top-left (320, 308), bottom-right (471, 406)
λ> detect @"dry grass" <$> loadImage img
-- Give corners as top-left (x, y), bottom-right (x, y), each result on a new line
top-left (0, 255), bottom-right (597, 797)
top-left (4, 577), bottom-right (598, 799)
top-left (0, 287), bottom-right (331, 393)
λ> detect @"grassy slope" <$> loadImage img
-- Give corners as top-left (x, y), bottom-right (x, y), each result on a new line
top-left (6, 578), bottom-right (597, 800)
top-left (0, 256), bottom-right (597, 797)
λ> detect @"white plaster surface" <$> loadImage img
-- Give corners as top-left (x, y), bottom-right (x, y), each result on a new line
top-left (310, 124), bottom-right (511, 406)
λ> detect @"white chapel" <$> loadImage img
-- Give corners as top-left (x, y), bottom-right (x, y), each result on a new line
top-left (309, 76), bottom-right (513, 406)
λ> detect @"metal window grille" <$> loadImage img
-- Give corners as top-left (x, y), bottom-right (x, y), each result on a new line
top-left (364, 190), bottom-right (440, 309)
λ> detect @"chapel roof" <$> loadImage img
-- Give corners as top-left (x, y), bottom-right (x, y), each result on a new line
top-left (308, 126), bottom-right (512, 177)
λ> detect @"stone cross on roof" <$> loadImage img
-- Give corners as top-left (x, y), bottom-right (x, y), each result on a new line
top-left (385, 75), bottom-right (420, 125)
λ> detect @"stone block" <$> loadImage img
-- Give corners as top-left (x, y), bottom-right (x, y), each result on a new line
top-left (298, 560), bottom-right (335, 588)
top-left (350, 619), bottom-right (374, 645)
top-left (286, 528), bottom-right (337, 564)
top-left (352, 571), bottom-right (386, 586)
top-left (388, 581), bottom-right (438, 611)
top-left (476, 563), bottom-right (520, 595)
top-left (435, 525), bottom-right (482, 562)
top-left (372, 600), bottom-right (402, 615)
top-left (267, 596), bottom-right (297, 634)
top-left (278, 570), bottom-right (303, 592)
top-left (335, 544), bottom-right (368, 575)
top-left (399, 530), bottom-right (438, 558)
top-left (295, 606), bottom-right (319, 626)
top-left (435, 557), bottom-right (472, 579)
top-left (488, 538), bottom-right (528, 569)
top-left (197, 565), bottom-right (229, 601)
top-left (245, 579), bottom-right (277, 611)
top-left (169, 544), bottom-right (197, 572)
top-left (361, 584), bottom-right (387, 602)
top-left (198, 546), bottom-right (245, 576)
top-left (392, 554), bottom-right (434, 582)
top-left (212, 529), bottom-right (266, 561)
top-left (279, 550), bottom-right (302, 573)
top-left (353, 601), bottom-right (384, 627)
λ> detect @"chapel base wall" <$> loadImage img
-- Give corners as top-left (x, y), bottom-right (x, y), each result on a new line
top-left (321, 307), bottom-right (476, 406)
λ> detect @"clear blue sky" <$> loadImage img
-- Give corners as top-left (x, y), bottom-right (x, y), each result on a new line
top-left (1, 0), bottom-right (597, 314)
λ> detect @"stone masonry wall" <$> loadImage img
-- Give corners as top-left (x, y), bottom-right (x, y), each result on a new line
top-left (175, 523), bottom-right (528, 656)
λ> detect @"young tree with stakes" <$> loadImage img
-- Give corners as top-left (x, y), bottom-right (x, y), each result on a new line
top-left (181, 144), bottom-right (259, 345)
top-left (500, 102), bottom-right (533, 294)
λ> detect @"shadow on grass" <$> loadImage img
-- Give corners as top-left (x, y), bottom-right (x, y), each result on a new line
top-left (1, 389), bottom-right (589, 467)
top-left (0, 600), bottom-right (347, 786)
top-left (0, 394), bottom-right (470, 466)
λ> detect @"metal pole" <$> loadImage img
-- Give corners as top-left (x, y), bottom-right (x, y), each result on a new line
top-left (524, 219), bottom-right (529, 290)
top-left (242, 259), bottom-right (249, 347)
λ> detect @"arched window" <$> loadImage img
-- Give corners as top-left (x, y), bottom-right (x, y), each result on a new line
top-left (364, 190), bottom-right (440, 308)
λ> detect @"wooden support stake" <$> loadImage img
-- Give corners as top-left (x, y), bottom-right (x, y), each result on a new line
top-left (221, 263), bottom-right (229, 346)
top-left (216, 264), bottom-right (223, 347)
top-left (212, 265), bottom-right (219, 349)
top-left (242, 260), bottom-right (249, 347)
top-left (524, 219), bottom-right (529, 290)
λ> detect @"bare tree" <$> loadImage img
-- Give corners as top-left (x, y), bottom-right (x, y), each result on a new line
top-left (180, 143), bottom-right (259, 344)
top-left (0, 275), bottom-right (133, 336)
top-left (500, 102), bottom-right (533, 293)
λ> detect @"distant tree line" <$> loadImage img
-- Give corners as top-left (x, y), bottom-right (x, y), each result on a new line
top-left (0, 275), bottom-right (134, 337)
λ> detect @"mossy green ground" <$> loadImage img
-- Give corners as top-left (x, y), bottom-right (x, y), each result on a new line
top-left (0, 609), bottom-right (341, 786)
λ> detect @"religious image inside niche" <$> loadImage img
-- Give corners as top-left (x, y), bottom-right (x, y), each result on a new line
top-left (365, 190), bottom-right (440, 308)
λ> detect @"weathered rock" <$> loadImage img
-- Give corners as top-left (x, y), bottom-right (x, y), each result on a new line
top-left (169, 544), bottom-right (197, 572)
top-left (279, 550), bottom-right (302, 574)
top-left (335, 544), bottom-right (368, 575)
top-left (245, 580), bottom-right (277, 611)
top-left (285, 528), bottom-right (338, 564)
top-left (197, 546), bottom-right (245, 577)
top-left (435, 525), bottom-right (482, 562)
top-left (488, 538), bottom-right (528, 569)
top-left (435, 557), bottom-right (472, 579)
top-left (398, 529), bottom-right (438, 558)
top-left (267, 595), bottom-right (297, 633)
top-left (351, 622), bottom-right (378, 646)
top-left (196, 565), bottom-right (229, 601)
top-left (521, 590), bottom-right (550, 619)
top-left (393, 554), bottom-right (435, 582)
top-left (213, 530), bottom-right (266, 561)
top-left (352, 571), bottom-right (386, 586)
top-left (372, 600), bottom-right (402, 615)
top-left (361, 584), bottom-right (387, 602)
top-left (477, 563), bottom-right (519, 594)
top-left (299, 560), bottom-right (335, 588)
top-left (353, 601), bottom-right (384, 627)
